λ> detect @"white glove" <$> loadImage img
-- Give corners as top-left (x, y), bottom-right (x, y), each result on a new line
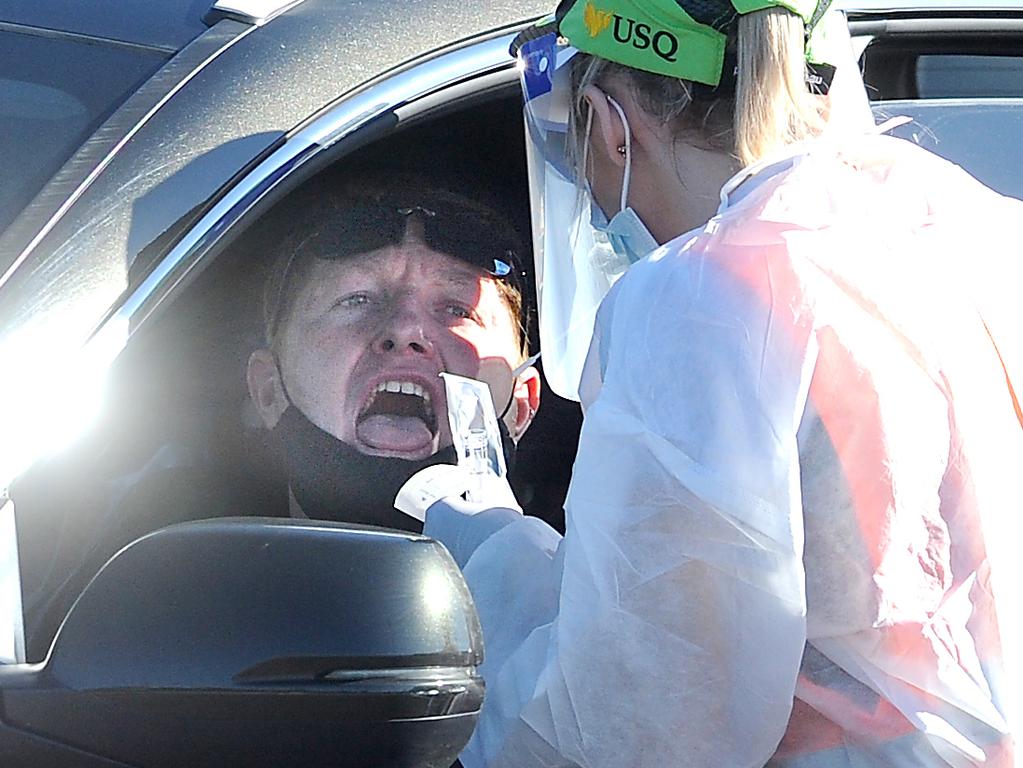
top-left (394, 463), bottom-right (522, 524)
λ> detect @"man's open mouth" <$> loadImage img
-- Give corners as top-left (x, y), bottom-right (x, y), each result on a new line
top-left (355, 379), bottom-right (440, 454)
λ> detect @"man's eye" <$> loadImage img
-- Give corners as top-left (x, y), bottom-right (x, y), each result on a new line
top-left (336, 293), bottom-right (371, 308)
top-left (446, 304), bottom-right (478, 322)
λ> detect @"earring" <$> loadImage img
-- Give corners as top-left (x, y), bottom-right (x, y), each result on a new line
top-left (616, 145), bottom-right (627, 156)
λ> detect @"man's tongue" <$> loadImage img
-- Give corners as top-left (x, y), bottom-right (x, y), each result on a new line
top-left (356, 414), bottom-right (434, 453)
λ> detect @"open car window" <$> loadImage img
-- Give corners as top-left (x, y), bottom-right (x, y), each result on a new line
top-left (8, 35), bottom-right (580, 663)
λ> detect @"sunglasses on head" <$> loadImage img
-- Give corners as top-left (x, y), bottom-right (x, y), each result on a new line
top-left (325, 194), bottom-right (524, 285)
top-left (267, 190), bottom-right (528, 338)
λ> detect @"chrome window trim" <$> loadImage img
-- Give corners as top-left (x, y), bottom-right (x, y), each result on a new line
top-left (94, 30), bottom-right (519, 349)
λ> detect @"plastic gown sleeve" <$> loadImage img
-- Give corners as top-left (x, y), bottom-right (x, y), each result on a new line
top-left (427, 236), bottom-right (820, 768)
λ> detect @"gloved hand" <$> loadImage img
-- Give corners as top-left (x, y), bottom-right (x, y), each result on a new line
top-left (423, 497), bottom-right (523, 569)
top-left (394, 463), bottom-right (522, 524)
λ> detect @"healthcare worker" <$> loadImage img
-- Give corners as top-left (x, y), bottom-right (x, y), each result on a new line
top-left (421, 0), bottom-right (1023, 765)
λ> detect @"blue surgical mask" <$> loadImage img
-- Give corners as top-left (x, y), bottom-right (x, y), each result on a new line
top-left (591, 201), bottom-right (659, 266)
top-left (586, 96), bottom-right (659, 265)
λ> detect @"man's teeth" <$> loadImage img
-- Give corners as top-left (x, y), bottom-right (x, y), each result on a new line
top-left (375, 380), bottom-right (431, 402)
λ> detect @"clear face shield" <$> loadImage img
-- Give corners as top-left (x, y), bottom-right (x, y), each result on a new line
top-left (518, 31), bottom-right (633, 401)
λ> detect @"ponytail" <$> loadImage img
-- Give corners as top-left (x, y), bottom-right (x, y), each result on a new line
top-left (734, 7), bottom-right (824, 166)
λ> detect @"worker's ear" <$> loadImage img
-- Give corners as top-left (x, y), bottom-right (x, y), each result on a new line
top-left (505, 365), bottom-right (541, 442)
top-left (247, 349), bottom-right (289, 429)
top-left (581, 84), bottom-right (628, 170)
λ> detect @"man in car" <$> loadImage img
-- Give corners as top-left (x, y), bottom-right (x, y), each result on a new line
top-left (15, 174), bottom-right (540, 662)
top-left (245, 175), bottom-right (541, 531)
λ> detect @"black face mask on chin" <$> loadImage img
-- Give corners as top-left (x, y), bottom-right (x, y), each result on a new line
top-left (271, 405), bottom-right (455, 533)
top-left (270, 405), bottom-right (518, 533)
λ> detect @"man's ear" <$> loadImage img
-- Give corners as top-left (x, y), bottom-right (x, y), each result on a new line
top-left (505, 365), bottom-right (541, 443)
top-left (581, 83), bottom-right (628, 169)
top-left (246, 348), bottom-right (289, 429)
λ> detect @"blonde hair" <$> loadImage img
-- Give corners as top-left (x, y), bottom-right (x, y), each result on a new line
top-left (735, 7), bottom-right (824, 165)
top-left (570, 6), bottom-right (824, 168)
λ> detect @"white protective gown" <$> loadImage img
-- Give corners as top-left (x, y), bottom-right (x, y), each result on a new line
top-left (425, 133), bottom-right (1023, 768)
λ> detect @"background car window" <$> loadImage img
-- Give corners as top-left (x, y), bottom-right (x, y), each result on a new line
top-left (1, 0), bottom-right (208, 50)
top-left (0, 28), bottom-right (168, 237)
top-left (917, 55), bottom-right (1023, 98)
top-left (878, 101), bottom-right (1023, 200)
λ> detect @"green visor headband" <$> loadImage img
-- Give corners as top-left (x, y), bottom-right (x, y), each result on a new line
top-left (553, 0), bottom-right (834, 87)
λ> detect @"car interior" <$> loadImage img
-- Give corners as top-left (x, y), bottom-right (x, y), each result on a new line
top-left (11, 15), bottom-right (1023, 663)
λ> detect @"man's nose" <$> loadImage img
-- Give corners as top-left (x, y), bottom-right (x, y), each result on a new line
top-left (373, 305), bottom-right (436, 356)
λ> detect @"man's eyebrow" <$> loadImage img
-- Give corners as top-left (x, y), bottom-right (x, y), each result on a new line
top-left (413, 262), bottom-right (486, 291)
top-left (333, 253), bottom-right (488, 291)
top-left (440, 270), bottom-right (486, 289)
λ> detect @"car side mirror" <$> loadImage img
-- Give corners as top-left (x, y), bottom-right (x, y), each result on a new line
top-left (0, 518), bottom-right (483, 768)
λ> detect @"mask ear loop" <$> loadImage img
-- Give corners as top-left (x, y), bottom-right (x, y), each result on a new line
top-left (581, 102), bottom-right (594, 190)
top-left (605, 95), bottom-right (632, 215)
top-left (574, 101), bottom-right (597, 232)
top-left (497, 352), bottom-right (542, 421)
top-left (270, 351), bottom-right (297, 410)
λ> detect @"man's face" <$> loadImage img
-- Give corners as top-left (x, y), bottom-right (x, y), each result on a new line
top-left (249, 233), bottom-right (535, 460)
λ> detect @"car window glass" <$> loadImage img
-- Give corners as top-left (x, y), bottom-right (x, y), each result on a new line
top-left (0, 29), bottom-right (167, 238)
top-left (2, 0), bottom-right (208, 50)
top-left (878, 101), bottom-right (1023, 200)
top-left (917, 55), bottom-right (1023, 98)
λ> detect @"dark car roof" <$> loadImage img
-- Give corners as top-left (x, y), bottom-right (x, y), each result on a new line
top-left (0, 0), bottom-right (208, 51)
